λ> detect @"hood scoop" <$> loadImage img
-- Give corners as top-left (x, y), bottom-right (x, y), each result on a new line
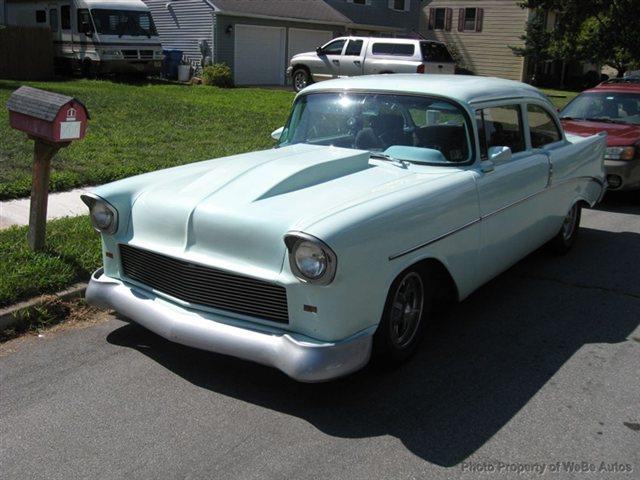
top-left (255, 148), bottom-right (372, 200)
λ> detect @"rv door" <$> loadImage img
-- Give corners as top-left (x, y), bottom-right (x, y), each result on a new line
top-left (59, 3), bottom-right (74, 54)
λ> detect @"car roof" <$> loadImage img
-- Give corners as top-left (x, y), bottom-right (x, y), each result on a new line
top-left (300, 74), bottom-right (550, 107)
top-left (587, 79), bottom-right (640, 93)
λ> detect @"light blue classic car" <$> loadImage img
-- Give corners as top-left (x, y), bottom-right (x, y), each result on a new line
top-left (84, 75), bottom-right (606, 382)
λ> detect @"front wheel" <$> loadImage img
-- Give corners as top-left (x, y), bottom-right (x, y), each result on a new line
top-left (292, 68), bottom-right (311, 92)
top-left (374, 268), bottom-right (434, 364)
top-left (548, 203), bottom-right (582, 254)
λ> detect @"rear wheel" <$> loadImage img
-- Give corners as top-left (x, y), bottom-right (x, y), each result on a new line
top-left (548, 203), bottom-right (582, 254)
top-left (374, 268), bottom-right (435, 364)
top-left (292, 68), bottom-right (311, 92)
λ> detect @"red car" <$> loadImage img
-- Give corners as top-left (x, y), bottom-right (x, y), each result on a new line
top-left (560, 79), bottom-right (640, 191)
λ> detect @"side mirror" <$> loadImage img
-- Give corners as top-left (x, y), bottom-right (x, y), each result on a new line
top-left (271, 126), bottom-right (284, 141)
top-left (488, 145), bottom-right (512, 163)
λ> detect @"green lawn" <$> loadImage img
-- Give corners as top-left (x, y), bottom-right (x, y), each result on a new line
top-left (0, 216), bottom-right (101, 307)
top-left (541, 88), bottom-right (580, 109)
top-left (0, 79), bottom-right (295, 200)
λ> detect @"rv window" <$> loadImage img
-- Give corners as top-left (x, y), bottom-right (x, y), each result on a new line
top-left (49, 9), bottom-right (59, 31)
top-left (91, 9), bottom-right (158, 36)
top-left (35, 10), bottom-right (46, 23)
top-left (61, 5), bottom-right (71, 30)
top-left (420, 42), bottom-right (453, 63)
top-left (77, 9), bottom-right (93, 34)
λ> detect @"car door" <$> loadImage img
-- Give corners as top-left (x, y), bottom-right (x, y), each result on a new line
top-left (339, 39), bottom-right (364, 77)
top-left (474, 102), bottom-right (551, 283)
top-left (313, 38), bottom-right (346, 81)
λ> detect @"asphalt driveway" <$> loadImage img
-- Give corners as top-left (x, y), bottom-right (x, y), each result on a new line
top-left (1, 194), bottom-right (639, 480)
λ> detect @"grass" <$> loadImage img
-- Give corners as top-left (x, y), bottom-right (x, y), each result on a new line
top-left (0, 215), bottom-right (101, 307)
top-left (541, 88), bottom-right (580, 109)
top-left (0, 79), bottom-right (295, 200)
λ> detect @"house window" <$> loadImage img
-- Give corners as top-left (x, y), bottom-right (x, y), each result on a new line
top-left (434, 8), bottom-right (446, 29)
top-left (458, 7), bottom-right (483, 32)
top-left (389, 0), bottom-right (409, 12)
top-left (60, 5), bottom-right (71, 30)
top-left (464, 8), bottom-right (476, 30)
top-left (349, 0), bottom-right (370, 5)
top-left (35, 10), bottom-right (46, 23)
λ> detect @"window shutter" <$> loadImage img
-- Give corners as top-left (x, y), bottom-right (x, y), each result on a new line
top-left (458, 8), bottom-right (465, 32)
top-left (428, 8), bottom-right (435, 30)
top-left (475, 8), bottom-right (484, 32)
top-left (445, 8), bottom-right (452, 31)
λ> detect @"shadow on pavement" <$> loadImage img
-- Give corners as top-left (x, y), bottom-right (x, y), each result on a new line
top-left (107, 227), bottom-right (640, 467)
top-left (594, 190), bottom-right (640, 215)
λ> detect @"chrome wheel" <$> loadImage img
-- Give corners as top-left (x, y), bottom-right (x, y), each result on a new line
top-left (293, 70), bottom-right (308, 91)
top-left (562, 204), bottom-right (579, 241)
top-left (389, 272), bottom-right (424, 349)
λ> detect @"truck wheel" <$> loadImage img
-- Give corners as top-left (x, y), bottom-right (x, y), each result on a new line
top-left (81, 59), bottom-right (97, 79)
top-left (374, 267), bottom-right (435, 364)
top-left (292, 68), bottom-right (311, 92)
top-left (548, 203), bottom-right (582, 254)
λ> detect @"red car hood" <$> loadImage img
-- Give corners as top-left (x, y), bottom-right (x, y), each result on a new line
top-left (561, 119), bottom-right (640, 147)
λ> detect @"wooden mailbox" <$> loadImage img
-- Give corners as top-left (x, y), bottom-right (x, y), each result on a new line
top-left (6, 86), bottom-right (89, 251)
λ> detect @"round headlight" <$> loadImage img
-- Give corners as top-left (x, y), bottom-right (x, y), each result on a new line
top-left (81, 194), bottom-right (118, 234)
top-left (91, 202), bottom-right (114, 230)
top-left (294, 240), bottom-right (327, 279)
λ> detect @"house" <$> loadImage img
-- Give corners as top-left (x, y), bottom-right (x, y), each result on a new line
top-left (1, 0), bottom-right (5, 24)
top-left (144, 0), bottom-right (421, 85)
top-left (421, 0), bottom-right (531, 82)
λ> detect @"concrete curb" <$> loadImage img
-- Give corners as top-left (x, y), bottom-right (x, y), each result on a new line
top-left (0, 283), bottom-right (87, 331)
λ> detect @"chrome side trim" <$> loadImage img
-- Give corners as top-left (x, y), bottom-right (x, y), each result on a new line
top-left (389, 176), bottom-right (603, 261)
top-left (388, 218), bottom-right (480, 261)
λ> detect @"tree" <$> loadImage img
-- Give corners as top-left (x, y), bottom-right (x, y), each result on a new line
top-left (518, 0), bottom-right (640, 77)
top-left (509, 10), bottom-right (552, 83)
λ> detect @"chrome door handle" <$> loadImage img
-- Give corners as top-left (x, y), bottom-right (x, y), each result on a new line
top-left (332, 59), bottom-right (340, 65)
top-left (354, 60), bottom-right (361, 65)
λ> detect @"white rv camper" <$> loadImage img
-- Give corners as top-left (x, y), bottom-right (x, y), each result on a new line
top-left (5, 0), bottom-right (163, 75)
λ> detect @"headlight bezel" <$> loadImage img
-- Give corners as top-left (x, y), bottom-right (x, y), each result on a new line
top-left (81, 193), bottom-right (118, 234)
top-left (284, 232), bottom-right (337, 285)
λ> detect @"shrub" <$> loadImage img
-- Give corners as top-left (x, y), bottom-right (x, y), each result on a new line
top-left (203, 63), bottom-right (234, 88)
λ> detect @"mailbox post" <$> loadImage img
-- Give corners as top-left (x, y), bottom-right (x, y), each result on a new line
top-left (6, 86), bottom-right (89, 251)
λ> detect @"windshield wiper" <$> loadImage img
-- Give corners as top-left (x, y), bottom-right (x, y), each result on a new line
top-left (369, 152), bottom-right (410, 168)
top-left (584, 117), bottom-right (627, 124)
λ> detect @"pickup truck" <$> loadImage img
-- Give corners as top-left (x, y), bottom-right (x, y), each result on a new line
top-left (286, 36), bottom-right (455, 92)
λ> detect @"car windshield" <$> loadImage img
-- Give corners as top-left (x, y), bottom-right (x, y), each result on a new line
top-left (91, 9), bottom-right (157, 37)
top-left (560, 91), bottom-right (640, 125)
top-left (277, 93), bottom-right (473, 165)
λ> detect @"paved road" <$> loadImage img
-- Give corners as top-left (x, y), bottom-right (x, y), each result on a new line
top-left (2, 194), bottom-right (639, 480)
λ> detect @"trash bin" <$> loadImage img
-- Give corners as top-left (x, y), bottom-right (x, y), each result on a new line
top-left (162, 50), bottom-right (183, 79)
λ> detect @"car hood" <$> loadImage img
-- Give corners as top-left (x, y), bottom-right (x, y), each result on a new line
top-left (125, 144), bottom-right (455, 272)
top-left (561, 119), bottom-right (640, 146)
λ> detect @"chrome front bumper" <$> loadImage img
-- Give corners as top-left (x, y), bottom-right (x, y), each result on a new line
top-left (86, 269), bottom-right (374, 382)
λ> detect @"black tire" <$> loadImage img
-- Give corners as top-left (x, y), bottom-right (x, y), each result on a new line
top-left (292, 68), bottom-right (311, 92)
top-left (548, 203), bottom-right (582, 254)
top-left (373, 267), bottom-right (436, 364)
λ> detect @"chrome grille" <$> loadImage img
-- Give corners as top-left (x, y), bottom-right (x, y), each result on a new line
top-left (122, 50), bottom-right (138, 59)
top-left (139, 50), bottom-right (153, 59)
top-left (119, 244), bottom-right (289, 323)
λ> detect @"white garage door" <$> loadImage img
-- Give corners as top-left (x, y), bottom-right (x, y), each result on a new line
top-left (288, 28), bottom-right (334, 61)
top-left (234, 24), bottom-right (285, 85)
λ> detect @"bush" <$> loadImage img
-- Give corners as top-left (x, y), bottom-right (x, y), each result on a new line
top-left (203, 63), bottom-right (234, 88)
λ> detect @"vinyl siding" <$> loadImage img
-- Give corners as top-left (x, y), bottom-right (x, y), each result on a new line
top-left (421, 0), bottom-right (530, 81)
top-left (144, 0), bottom-right (214, 62)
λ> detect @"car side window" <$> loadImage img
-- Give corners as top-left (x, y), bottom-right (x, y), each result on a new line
top-left (475, 110), bottom-right (488, 159)
top-left (322, 39), bottom-right (346, 55)
top-left (527, 104), bottom-right (562, 148)
top-left (344, 40), bottom-right (363, 56)
top-left (480, 105), bottom-right (525, 154)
